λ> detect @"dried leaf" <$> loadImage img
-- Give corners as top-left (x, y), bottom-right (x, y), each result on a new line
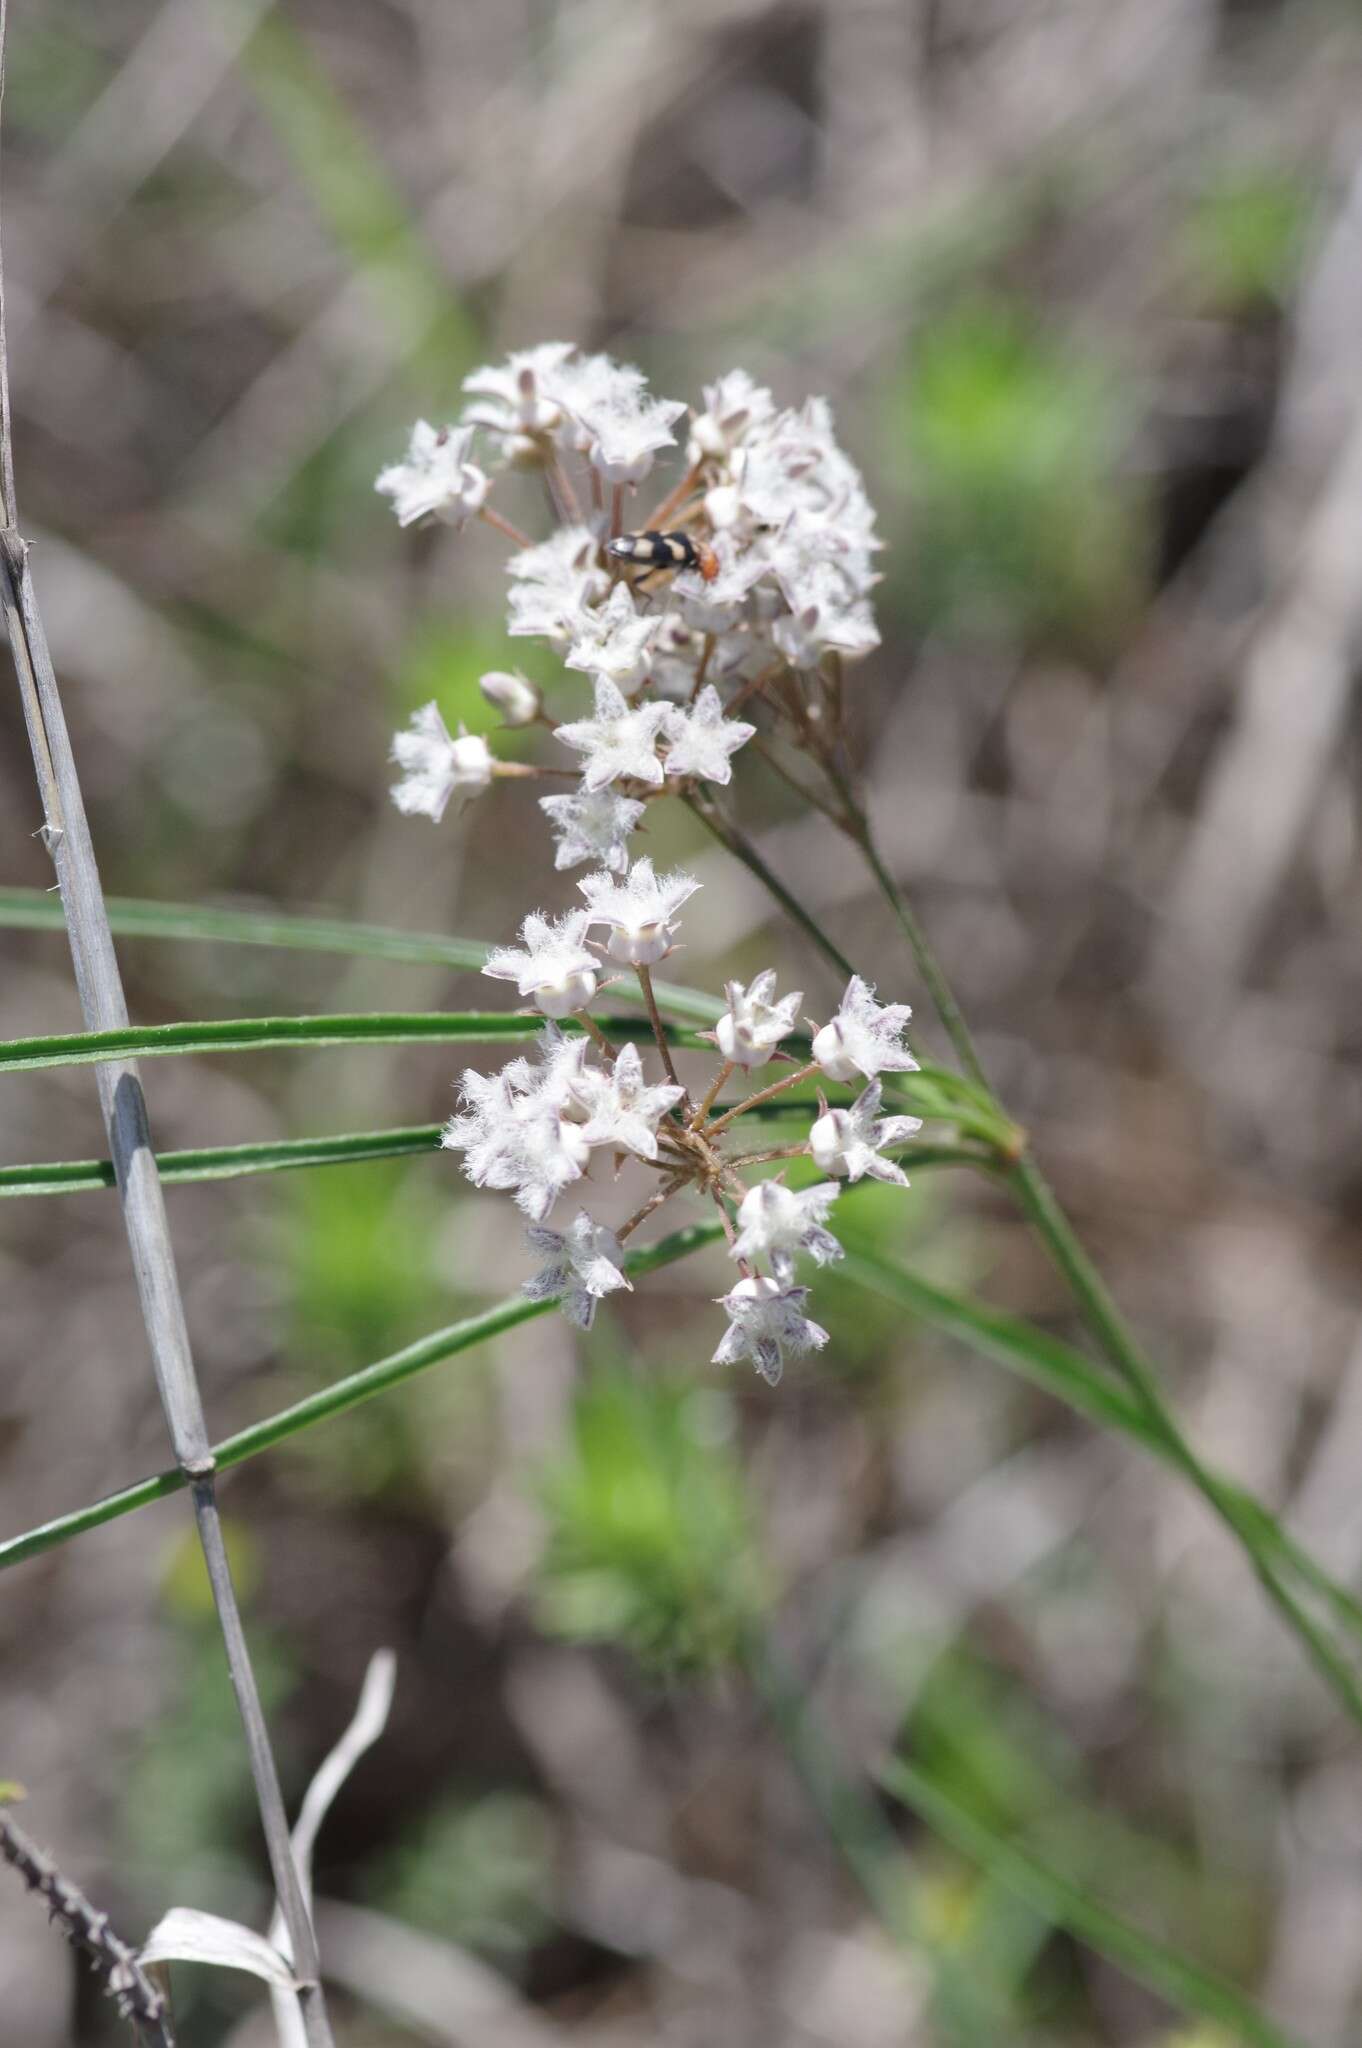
top-left (138, 1908), bottom-right (297, 1988)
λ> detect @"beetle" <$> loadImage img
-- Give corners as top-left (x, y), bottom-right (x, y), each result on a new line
top-left (606, 529), bottom-right (719, 585)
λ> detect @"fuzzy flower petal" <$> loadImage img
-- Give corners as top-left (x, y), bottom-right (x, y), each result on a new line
top-left (389, 705), bottom-right (494, 822)
top-left (687, 369), bottom-right (779, 465)
top-left (565, 582), bottom-right (659, 694)
top-left (715, 969), bottom-right (803, 1070)
top-left (442, 1052), bottom-right (593, 1222)
top-left (810, 975), bottom-right (918, 1084)
top-left (523, 1210), bottom-right (632, 1329)
top-left (574, 1041), bottom-right (683, 1160)
top-left (809, 1079), bottom-right (922, 1185)
top-left (554, 676), bottom-right (671, 792)
top-left (711, 1275), bottom-right (828, 1386)
top-left (483, 909), bottom-right (600, 1018)
top-left (462, 342), bottom-right (579, 441)
top-left (554, 354), bottom-right (687, 486)
top-left (539, 789), bottom-right (646, 873)
top-left (577, 855), bottom-right (700, 966)
top-left (731, 1180), bottom-right (842, 1285)
top-left (506, 525), bottom-right (608, 649)
top-left (661, 685), bottom-right (756, 786)
top-left (376, 421), bottom-right (489, 529)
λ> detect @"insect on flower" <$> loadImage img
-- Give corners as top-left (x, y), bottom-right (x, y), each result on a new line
top-left (607, 529), bottom-right (720, 587)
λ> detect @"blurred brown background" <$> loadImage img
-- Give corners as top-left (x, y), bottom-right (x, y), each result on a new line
top-left (3, 1), bottom-right (1362, 2042)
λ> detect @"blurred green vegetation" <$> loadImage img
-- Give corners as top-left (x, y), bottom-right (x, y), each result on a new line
top-left (1182, 162), bottom-right (1314, 312)
top-left (123, 1598), bottom-right (294, 1900)
top-left (535, 1365), bottom-right (771, 1671)
top-left (366, 1790), bottom-right (555, 1962)
top-left (891, 298), bottom-right (1147, 647)
top-left (263, 1162), bottom-right (490, 1502)
top-left (4, 11), bottom-right (106, 133)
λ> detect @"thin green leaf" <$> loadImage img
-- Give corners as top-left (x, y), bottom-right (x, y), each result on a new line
top-left (0, 1125), bottom-right (445, 1197)
top-left (842, 1239), bottom-right (1362, 1682)
top-left (881, 1759), bottom-right (1301, 2048)
top-left (0, 887), bottom-right (724, 1025)
top-left (0, 1219), bottom-right (727, 1572)
top-left (0, 1010), bottom-right (711, 1077)
top-left (840, 1243), bottom-right (1166, 1449)
top-left (0, 1129), bottom-right (984, 1200)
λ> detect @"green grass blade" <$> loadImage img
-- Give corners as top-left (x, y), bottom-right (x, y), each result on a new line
top-left (843, 1240), bottom-right (1362, 1690)
top-left (0, 1132), bottom-right (980, 1200)
top-left (0, 1219), bottom-right (726, 1572)
top-left (0, 887), bottom-right (724, 1025)
top-left (0, 1010), bottom-right (713, 1077)
top-left (840, 1244), bottom-right (1165, 1448)
top-left (881, 1759), bottom-right (1301, 2048)
top-left (0, 1125), bottom-right (445, 1197)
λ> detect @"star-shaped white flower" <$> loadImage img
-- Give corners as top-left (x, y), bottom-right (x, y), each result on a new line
top-left (522, 1211), bottom-right (633, 1329)
top-left (494, 1023), bottom-right (595, 1120)
top-left (583, 390), bottom-right (687, 486)
top-left (574, 1041), bottom-right (684, 1160)
top-left (539, 788), bottom-right (646, 873)
top-left (711, 1275), bottom-right (828, 1386)
top-left (503, 1111), bottom-right (593, 1219)
top-left (565, 582), bottom-right (659, 694)
top-left (809, 1079), bottom-right (922, 1185)
top-left (483, 908), bottom-right (600, 1018)
top-left (715, 970), bottom-right (803, 1070)
top-left (554, 354), bottom-right (686, 486)
top-left (375, 421), bottom-right (489, 529)
top-left (554, 677), bottom-right (671, 792)
top-left (662, 686), bottom-right (755, 787)
top-left (577, 856), bottom-right (700, 966)
top-left (772, 592), bottom-right (879, 669)
top-left (461, 342), bottom-right (578, 440)
top-left (731, 1180), bottom-right (842, 1285)
top-left (506, 525), bottom-right (607, 649)
top-left (810, 976), bottom-right (918, 1084)
top-left (389, 704), bottom-right (494, 823)
top-left (687, 368), bottom-right (778, 465)
top-left (442, 1055), bottom-right (592, 1221)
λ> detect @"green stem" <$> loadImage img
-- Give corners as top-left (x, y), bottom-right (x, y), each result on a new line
top-left (828, 775), bottom-right (987, 1087)
top-left (683, 789), bottom-right (855, 982)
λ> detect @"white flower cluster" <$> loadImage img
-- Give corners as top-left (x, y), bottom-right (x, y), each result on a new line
top-left (377, 344), bottom-right (881, 868)
top-left (439, 862), bottom-right (920, 1382)
top-left (378, 345), bottom-right (908, 1383)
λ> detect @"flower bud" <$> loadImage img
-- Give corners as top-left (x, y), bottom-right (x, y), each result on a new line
top-left (447, 731), bottom-right (496, 794)
top-left (811, 1018), bottom-right (860, 1085)
top-left (704, 483), bottom-right (742, 530)
top-left (688, 414), bottom-right (729, 463)
top-left (479, 669), bottom-right (541, 727)
top-left (809, 1105), bottom-right (855, 1178)
top-left (531, 961), bottom-right (599, 1020)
